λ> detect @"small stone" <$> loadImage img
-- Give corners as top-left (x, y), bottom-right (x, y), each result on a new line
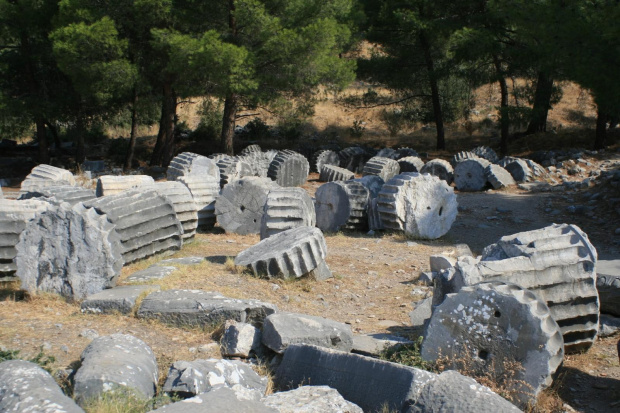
top-left (79, 329), bottom-right (99, 340)
top-left (60, 345), bottom-right (69, 353)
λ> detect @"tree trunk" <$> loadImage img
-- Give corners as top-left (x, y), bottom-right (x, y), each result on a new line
top-left (595, 106), bottom-right (607, 150)
top-left (44, 119), bottom-right (62, 152)
top-left (526, 72), bottom-right (554, 134)
top-left (151, 80), bottom-right (177, 166)
top-left (75, 111), bottom-right (86, 164)
top-left (493, 56), bottom-right (509, 155)
top-left (35, 117), bottom-right (49, 164)
top-left (124, 89), bottom-right (139, 171)
top-left (221, 93), bottom-right (238, 155)
top-left (420, 32), bottom-right (445, 151)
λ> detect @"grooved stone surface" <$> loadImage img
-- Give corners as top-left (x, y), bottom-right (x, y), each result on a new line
top-left (260, 187), bottom-right (315, 240)
top-left (377, 173), bottom-right (457, 239)
top-left (472, 146), bottom-right (499, 163)
top-left (125, 265), bottom-right (177, 283)
top-left (22, 164), bottom-right (76, 188)
top-left (312, 149), bottom-right (341, 173)
top-left (217, 156), bottom-right (254, 188)
top-left (235, 226), bottom-right (328, 279)
top-left (147, 181), bottom-right (198, 241)
top-left (0, 360), bottom-right (84, 413)
top-left (167, 152), bottom-right (220, 182)
top-left (362, 156), bottom-right (401, 182)
top-left (216, 177), bottom-right (279, 235)
top-left (262, 312), bottom-right (354, 353)
top-left (73, 334), bottom-right (158, 404)
top-left (16, 202), bottom-right (123, 300)
top-left (315, 181), bottom-right (369, 232)
top-left (82, 189), bottom-right (183, 264)
top-left (81, 285), bottom-right (161, 314)
top-left (19, 185), bottom-right (96, 206)
top-left (597, 259), bottom-right (620, 316)
top-left (338, 147), bottom-right (367, 173)
top-left (137, 289), bottom-right (277, 327)
top-left (443, 224), bottom-right (599, 353)
top-left (318, 164), bottom-right (355, 182)
top-left (408, 370), bottom-right (522, 413)
top-left (0, 199), bottom-right (53, 278)
top-left (177, 174), bottom-right (220, 230)
top-left (420, 159), bottom-right (454, 184)
top-left (95, 175), bottom-right (154, 197)
top-left (275, 344), bottom-right (436, 413)
top-left (267, 150), bottom-right (310, 187)
top-left (485, 164), bottom-right (516, 189)
top-left (352, 175), bottom-right (384, 199)
top-left (398, 156), bottom-right (425, 173)
top-left (421, 282), bottom-right (564, 407)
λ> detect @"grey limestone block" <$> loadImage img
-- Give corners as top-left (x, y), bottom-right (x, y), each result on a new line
top-left (312, 149), bottom-right (341, 173)
top-left (315, 180), bottom-right (369, 232)
top-left (597, 260), bottom-right (620, 316)
top-left (502, 158), bottom-right (533, 182)
top-left (267, 150), bottom-right (310, 187)
top-left (318, 164), bottom-right (355, 182)
top-left (398, 156), bottom-right (425, 173)
top-left (419, 159), bottom-right (454, 184)
top-left (454, 157), bottom-right (491, 191)
top-left (125, 265), bottom-right (177, 283)
top-left (395, 147), bottom-right (418, 159)
top-left (409, 297), bottom-right (432, 328)
top-left (260, 187), bottom-right (316, 240)
top-left (16, 202), bottom-right (123, 300)
top-left (22, 164), bottom-right (76, 187)
top-left (407, 370), bottom-right (522, 413)
top-left (471, 145), bottom-right (499, 164)
top-left (485, 164), bottom-right (516, 189)
top-left (0, 198), bottom-right (53, 279)
top-left (263, 385), bottom-right (363, 413)
top-left (377, 173), bottom-right (457, 239)
top-left (73, 334), bottom-right (158, 405)
top-left (450, 151), bottom-right (479, 168)
top-left (262, 312), bottom-right (354, 353)
top-left (95, 175), bottom-right (155, 197)
top-left (351, 175), bottom-right (384, 199)
top-left (235, 226), bottom-right (328, 280)
top-left (239, 151), bottom-right (273, 178)
top-left (0, 360), bottom-right (84, 413)
top-left (468, 223), bottom-right (599, 353)
top-left (217, 156), bottom-right (254, 188)
top-left (148, 387), bottom-right (278, 413)
top-left (421, 282), bottom-right (564, 408)
top-left (275, 344), bottom-right (437, 413)
top-left (215, 176), bottom-right (279, 235)
top-left (167, 152), bottom-right (220, 182)
top-left (240, 144), bottom-right (262, 156)
top-left (351, 334), bottom-right (413, 357)
top-left (163, 358), bottom-right (267, 398)
top-left (19, 177), bottom-right (73, 194)
top-left (220, 320), bottom-right (263, 358)
top-left (362, 156), bottom-right (400, 182)
top-left (137, 289), bottom-right (277, 328)
top-left (147, 181), bottom-right (198, 241)
top-left (338, 147), bottom-right (367, 173)
top-left (375, 148), bottom-right (398, 159)
top-left (159, 256), bottom-right (205, 265)
top-left (81, 285), bottom-right (160, 314)
top-left (367, 197), bottom-right (383, 231)
top-left (19, 184), bottom-right (96, 206)
top-left (429, 254), bottom-right (456, 273)
top-left (82, 189), bottom-right (183, 264)
top-left (176, 174), bottom-right (220, 230)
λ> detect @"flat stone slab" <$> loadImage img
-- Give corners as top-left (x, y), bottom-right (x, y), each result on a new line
top-left (409, 370), bottom-right (521, 413)
top-left (262, 312), bottom-right (353, 353)
top-left (148, 387), bottom-right (277, 413)
top-left (275, 344), bottom-right (436, 413)
top-left (597, 259), bottom-right (620, 316)
top-left (0, 360), bottom-right (84, 413)
top-left (351, 334), bottom-right (413, 357)
top-left (159, 256), bottom-right (205, 265)
top-left (81, 285), bottom-right (160, 314)
top-left (599, 314), bottom-right (620, 337)
top-left (125, 266), bottom-right (178, 283)
top-left (137, 289), bottom-right (277, 327)
top-left (263, 385), bottom-right (362, 413)
top-left (163, 358), bottom-right (267, 398)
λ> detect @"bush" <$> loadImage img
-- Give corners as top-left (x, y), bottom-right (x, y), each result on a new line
top-left (190, 98), bottom-right (222, 142)
top-left (380, 337), bottom-right (434, 371)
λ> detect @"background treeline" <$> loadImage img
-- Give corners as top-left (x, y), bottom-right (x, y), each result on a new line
top-left (0, 0), bottom-right (618, 168)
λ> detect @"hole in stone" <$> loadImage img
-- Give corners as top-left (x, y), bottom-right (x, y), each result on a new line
top-left (240, 205), bottom-right (246, 212)
top-left (253, 219), bottom-right (257, 223)
top-left (438, 207), bottom-right (443, 216)
top-left (478, 349), bottom-right (489, 360)
top-left (427, 206), bottom-right (431, 210)
top-left (494, 310), bottom-right (501, 318)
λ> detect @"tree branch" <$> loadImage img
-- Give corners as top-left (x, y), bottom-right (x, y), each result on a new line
top-left (342, 94), bottom-right (431, 109)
